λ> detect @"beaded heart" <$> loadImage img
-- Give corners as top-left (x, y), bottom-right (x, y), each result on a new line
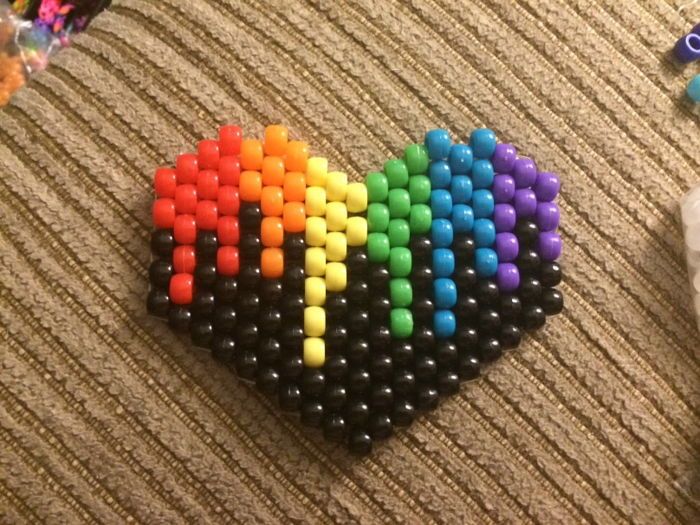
top-left (148, 125), bottom-right (563, 454)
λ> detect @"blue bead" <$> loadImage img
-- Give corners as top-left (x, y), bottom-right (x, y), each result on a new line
top-left (471, 159), bottom-right (494, 189)
top-left (450, 175), bottom-right (473, 204)
top-left (452, 204), bottom-right (474, 233)
top-left (430, 189), bottom-right (453, 218)
top-left (473, 218), bottom-right (496, 247)
top-left (448, 144), bottom-right (473, 175)
top-left (434, 278), bottom-right (457, 309)
top-left (431, 218), bottom-right (454, 248)
top-left (425, 129), bottom-right (452, 160)
top-left (470, 128), bottom-right (497, 158)
top-left (429, 160), bottom-right (451, 189)
top-left (475, 248), bottom-right (498, 278)
top-left (434, 310), bottom-right (456, 339)
top-left (432, 248), bottom-right (455, 277)
top-left (688, 75), bottom-right (700, 102)
top-left (674, 33), bottom-right (700, 64)
top-left (472, 189), bottom-right (495, 218)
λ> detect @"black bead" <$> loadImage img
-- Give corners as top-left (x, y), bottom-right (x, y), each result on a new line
top-left (235, 293), bottom-right (260, 320)
top-left (455, 294), bottom-right (479, 320)
top-left (458, 353), bottom-right (480, 380)
top-left (391, 340), bottom-right (414, 367)
top-left (517, 249), bottom-right (541, 274)
top-left (346, 399), bottom-right (370, 426)
top-left (369, 325), bottom-right (391, 353)
top-left (479, 337), bottom-right (502, 363)
top-left (348, 310), bottom-right (370, 335)
top-left (300, 401), bottom-right (324, 428)
top-left (258, 307), bottom-right (281, 335)
top-left (519, 276), bottom-right (542, 304)
top-left (347, 249), bottom-right (369, 274)
top-left (437, 371), bottom-right (460, 396)
top-left (479, 309), bottom-right (501, 335)
top-left (369, 265), bottom-right (390, 289)
top-left (370, 384), bottom-right (393, 410)
top-left (346, 338), bottom-right (369, 365)
top-left (540, 262), bottom-right (562, 288)
top-left (369, 354), bottom-right (393, 381)
top-left (370, 296), bottom-right (392, 320)
top-left (151, 229), bottom-right (174, 258)
top-left (412, 297), bottom-right (434, 324)
top-left (456, 326), bottom-right (478, 353)
top-left (257, 337), bottom-right (280, 363)
top-left (521, 305), bottom-right (546, 331)
top-left (240, 203), bottom-right (262, 229)
top-left (476, 280), bottom-right (499, 306)
top-left (348, 429), bottom-right (373, 455)
top-left (148, 259), bottom-right (173, 289)
top-left (214, 277), bottom-right (238, 303)
top-left (499, 324), bottom-right (522, 349)
top-left (210, 335), bottom-right (235, 362)
top-left (280, 355), bottom-right (303, 379)
top-left (278, 381), bottom-right (301, 411)
top-left (190, 319), bottom-right (213, 348)
top-left (392, 399), bottom-right (415, 427)
top-left (326, 294), bottom-right (348, 320)
top-left (213, 305), bottom-right (237, 335)
top-left (283, 266), bottom-right (305, 289)
top-left (322, 414), bottom-right (346, 442)
top-left (392, 369), bottom-right (415, 396)
top-left (499, 294), bottom-right (522, 322)
top-left (414, 355), bottom-right (437, 382)
top-left (194, 263), bottom-right (217, 288)
top-left (453, 233), bottom-right (475, 260)
top-left (410, 236), bottom-right (432, 261)
top-left (323, 384), bottom-right (347, 411)
top-left (235, 322), bottom-right (258, 348)
top-left (239, 234), bottom-right (262, 259)
top-left (347, 368), bottom-right (371, 394)
top-left (196, 231), bottom-right (218, 260)
top-left (347, 280), bottom-right (369, 304)
top-left (146, 288), bottom-right (169, 317)
top-left (454, 266), bottom-right (477, 290)
top-left (326, 325), bottom-right (348, 351)
top-left (324, 355), bottom-right (348, 380)
top-left (283, 234), bottom-right (305, 261)
top-left (369, 414), bottom-right (393, 440)
top-left (235, 351), bottom-right (258, 380)
top-left (256, 367), bottom-right (280, 395)
top-left (515, 220), bottom-right (539, 245)
top-left (192, 290), bottom-right (216, 318)
top-left (435, 340), bottom-right (458, 367)
top-left (541, 288), bottom-right (564, 315)
top-left (301, 369), bottom-right (326, 397)
top-left (259, 280), bottom-right (283, 305)
top-left (412, 326), bottom-right (435, 351)
top-left (280, 294), bottom-right (304, 321)
top-left (411, 265), bottom-right (433, 292)
top-left (416, 386), bottom-right (439, 411)
top-left (168, 306), bottom-right (191, 332)
top-left (238, 265), bottom-right (261, 290)
top-left (280, 325), bottom-right (304, 351)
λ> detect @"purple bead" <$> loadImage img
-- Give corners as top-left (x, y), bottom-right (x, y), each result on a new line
top-left (492, 175), bottom-right (515, 203)
top-left (495, 233), bottom-right (519, 262)
top-left (493, 204), bottom-right (516, 232)
top-left (512, 157), bottom-right (537, 189)
top-left (496, 263), bottom-right (520, 293)
top-left (491, 143), bottom-right (517, 173)
top-left (536, 202), bottom-right (560, 232)
top-left (674, 33), bottom-right (700, 64)
top-left (533, 172), bottom-right (560, 202)
top-left (538, 232), bottom-right (562, 261)
top-left (513, 189), bottom-right (537, 217)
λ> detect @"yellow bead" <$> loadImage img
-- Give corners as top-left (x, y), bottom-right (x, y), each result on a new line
top-left (326, 171), bottom-right (348, 201)
top-left (304, 306), bottom-right (326, 336)
top-left (304, 337), bottom-right (325, 368)
top-left (305, 247), bottom-right (326, 277)
top-left (306, 217), bottom-right (327, 246)
top-left (346, 216), bottom-right (368, 246)
top-left (326, 262), bottom-right (347, 292)
top-left (326, 232), bottom-right (347, 262)
top-left (346, 182), bottom-right (368, 213)
top-left (306, 157), bottom-right (328, 187)
top-left (305, 186), bottom-right (326, 217)
top-left (305, 276), bottom-right (326, 306)
top-left (326, 201), bottom-right (348, 232)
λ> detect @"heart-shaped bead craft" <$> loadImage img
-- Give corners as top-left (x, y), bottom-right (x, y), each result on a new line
top-left (147, 125), bottom-right (563, 454)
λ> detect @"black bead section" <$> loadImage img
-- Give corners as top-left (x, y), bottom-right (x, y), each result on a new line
top-left (519, 276), bottom-right (542, 304)
top-left (453, 266), bottom-right (477, 290)
top-left (235, 350), bottom-right (258, 380)
top-left (435, 340), bottom-right (458, 367)
top-left (280, 325), bottom-right (304, 352)
top-left (301, 369), bottom-right (326, 398)
top-left (324, 355), bottom-right (348, 381)
top-left (323, 414), bottom-right (346, 442)
top-left (235, 292), bottom-right (260, 320)
top-left (369, 264), bottom-right (390, 289)
top-left (283, 234), bottom-right (305, 262)
top-left (453, 234), bottom-right (475, 264)
top-left (278, 381), bottom-right (301, 411)
top-left (346, 338), bottom-right (369, 365)
top-left (516, 249), bottom-right (541, 275)
top-left (347, 249), bottom-right (369, 275)
top-left (283, 266), bottom-right (305, 289)
top-left (147, 288), bottom-right (169, 318)
top-left (348, 429), bottom-right (373, 455)
top-left (196, 231), bottom-right (218, 260)
top-left (455, 326), bottom-right (478, 353)
top-left (499, 295), bottom-right (522, 322)
top-left (479, 309), bottom-right (501, 335)
top-left (214, 277), bottom-right (238, 304)
top-left (370, 296), bottom-right (392, 321)
top-left (346, 399), bottom-right (370, 426)
top-left (194, 263), bottom-right (217, 288)
top-left (541, 288), bottom-right (564, 315)
top-left (437, 370), bottom-right (460, 395)
top-left (238, 265), bottom-right (261, 290)
top-left (369, 326), bottom-right (391, 353)
top-left (151, 229), bottom-right (174, 258)
top-left (149, 259), bottom-right (173, 289)
top-left (235, 322), bottom-right (258, 349)
top-left (190, 319), bottom-right (214, 348)
top-left (240, 203), bottom-right (262, 229)
top-left (478, 337), bottom-right (502, 363)
top-left (458, 353), bottom-right (480, 381)
top-left (257, 337), bottom-right (281, 364)
top-left (348, 310), bottom-right (370, 335)
top-left (416, 386), bottom-right (439, 412)
top-left (370, 384), bottom-right (393, 411)
top-left (515, 220), bottom-right (539, 246)
top-left (412, 326), bottom-right (435, 351)
top-left (326, 294), bottom-right (349, 321)
top-left (168, 306), bottom-right (191, 332)
top-left (347, 367), bottom-right (371, 395)
top-left (280, 293), bottom-right (304, 322)
top-left (414, 355), bottom-right (437, 383)
top-left (239, 234), bottom-right (262, 261)
top-left (392, 369), bottom-right (415, 396)
top-left (210, 335), bottom-right (235, 362)
top-left (410, 236), bottom-right (433, 262)
top-left (539, 262), bottom-right (562, 288)
top-left (412, 297), bottom-right (434, 324)
top-left (300, 401), bottom-right (324, 428)
top-left (213, 304), bottom-right (237, 335)
top-left (256, 367), bottom-right (280, 395)
top-left (258, 306), bottom-right (282, 335)
top-left (499, 324), bottom-right (522, 349)
top-left (392, 399), bottom-right (415, 427)
top-left (455, 294), bottom-right (478, 321)
top-left (411, 265), bottom-right (433, 292)
top-left (279, 355), bottom-right (303, 379)
top-left (192, 290), bottom-right (216, 318)
top-left (347, 280), bottom-right (369, 305)
top-left (520, 305), bottom-right (546, 331)
top-left (259, 279), bottom-right (283, 305)
top-left (475, 280), bottom-right (499, 306)
top-left (369, 413), bottom-right (393, 440)
top-left (323, 384), bottom-right (347, 411)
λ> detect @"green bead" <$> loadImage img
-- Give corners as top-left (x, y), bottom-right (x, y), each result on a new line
top-left (367, 203), bottom-right (390, 232)
top-left (404, 144), bottom-right (429, 175)
top-left (389, 247), bottom-right (412, 277)
top-left (367, 233), bottom-right (390, 262)
top-left (366, 172), bottom-right (388, 203)
top-left (409, 204), bottom-right (432, 234)
top-left (390, 278), bottom-right (413, 307)
top-left (387, 219), bottom-right (410, 247)
top-left (384, 159), bottom-right (409, 189)
top-left (388, 188), bottom-right (411, 218)
top-left (408, 175), bottom-right (431, 204)
top-left (390, 308), bottom-right (413, 338)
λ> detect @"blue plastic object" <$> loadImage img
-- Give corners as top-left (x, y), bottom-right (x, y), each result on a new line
top-left (473, 218), bottom-right (496, 247)
top-left (450, 175), bottom-right (473, 204)
top-left (430, 189), bottom-right (453, 218)
top-left (475, 248), bottom-right (498, 277)
top-left (434, 310), bottom-right (456, 338)
top-left (425, 129), bottom-right (452, 160)
top-left (448, 144), bottom-right (473, 175)
top-left (469, 128), bottom-right (497, 158)
top-left (431, 218), bottom-right (454, 248)
top-left (472, 189), bottom-right (495, 218)
top-left (434, 278), bottom-right (457, 309)
top-left (472, 159), bottom-right (495, 189)
top-left (451, 204), bottom-right (474, 233)
top-left (432, 248), bottom-right (455, 278)
top-left (429, 160), bottom-right (451, 189)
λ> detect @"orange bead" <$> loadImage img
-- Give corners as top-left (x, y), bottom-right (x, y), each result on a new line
top-left (261, 247), bottom-right (284, 278)
top-left (239, 170), bottom-right (262, 202)
top-left (284, 172), bottom-right (306, 202)
top-left (285, 140), bottom-right (309, 172)
top-left (240, 139), bottom-right (263, 170)
top-left (264, 125), bottom-right (288, 156)
top-left (283, 202), bottom-right (306, 233)
top-left (261, 217), bottom-right (284, 247)
top-left (261, 186), bottom-right (284, 216)
top-left (261, 156), bottom-right (285, 186)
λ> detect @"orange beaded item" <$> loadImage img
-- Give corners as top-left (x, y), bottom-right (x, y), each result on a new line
top-left (264, 125), bottom-right (288, 156)
top-left (261, 217), bottom-right (284, 247)
top-left (0, 53), bottom-right (24, 107)
top-left (239, 170), bottom-right (262, 202)
top-left (261, 186), bottom-right (284, 216)
top-left (285, 141), bottom-right (309, 172)
top-left (283, 202), bottom-right (306, 233)
top-left (261, 247), bottom-right (284, 278)
top-left (283, 172), bottom-right (306, 202)
top-left (240, 139), bottom-right (264, 170)
top-left (261, 155), bottom-right (285, 186)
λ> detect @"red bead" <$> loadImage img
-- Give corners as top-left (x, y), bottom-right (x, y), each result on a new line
top-left (217, 246), bottom-right (240, 276)
top-left (198, 139), bottom-right (220, 170)
top-left (219, 125), bottom-right (242, 156)
top-left (175, 184), bottom-right (197, 214)
top-left (196, 201), bottom-right (218, 230)
top-left (154, 168), bottom-right (176, 198)
top-left (173, 245), bottom-right (196, 273)
top-left (219, 156), bottom-right (240, 186)
top-left (152, 198), bottom-right (176, 228)
top-left (218, 186), bottom-right (240, 216)
top-left (197, 170), bottom-right (219, 200)
top-left (174, 214), bottom-right (197, 244)
top-left (217, 216), bottom-right (240, 245)
top-left (176, 153), bottom-right (198, 184)
top-left (170, 273), bottom-right (194, 305)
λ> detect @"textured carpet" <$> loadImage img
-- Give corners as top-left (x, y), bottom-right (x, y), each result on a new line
top-left (1, 0), bottom-right (699, 523)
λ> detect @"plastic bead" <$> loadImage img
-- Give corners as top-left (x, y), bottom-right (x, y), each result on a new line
top-left (409, 204), bottom-right (432, 234)
top-left (304, 337), bottom-right (325, 368)
top-left (241, 139), bottom-right (263, 170)
top-left (389, 247), bottom-right (412, 277)
top-left (475, 248), bottom-right (498, 277)
top-left (197, 170), bottom-right (219, 200)
top-left (495, 232), bottom-right (519, 262)
top-left (390, 308), bottom-right (413, 338)
top-left (153, 199), bottom-right (176, 229)
top-left (366, 172), bottom-right (389, 203)
top-left (494, 204), bottom-right (516, 232)
top-left (431, 218), bottom-right (454, 248)
top-left (304, 306), bottom-right (326, 336)
top-left (390, 278), bottom-right (413, 307)
top-left (198, 139), bottom-right (220, 170)
top-left (496, 263), bottom-right (520, 293)
top-left (448, 144), bottom-right (473, 175)
top-left (260, 156), bottom-right (284, 187)
top-left (387, 219), bottom-right (410, 247)
top-left (326, 171), bottom-right (348, 201)
top-left (514, 189), bottom-right (538, 217)
top-left (261, 217), bottom-right (284, 247)
top-left (264, 125), bottom-right (288, 156)
top-left (429, 160), bottom-right (451, 189)
top-left (217, 246), bottom-right (240, 276)
top-left (492, 175), bottom-right (515, 204)
top-left (283, 202), bottom-right (306, 233)
top-left (218, 186), bottom-right (240, 216)
top-left (175, 184), bottom-right (197, 215)
top-left (170, 273), bottom-right (194, 305)
top-left (306, 217), bottom-right (327, 247)
top-left (305, 277), bottom-right (326, 306)
top-left (469, 128), bottom-right (496, 158)
top-left (217, 216), bottom-right (240, 246)
top-left (240, 170), bottom-right (262, 202)
top-left (306, 157), bottom-right (328, 187)
top-left (346, 183), bottom-right (368, 213)
top-left (305, 186), bottom-right (326, 217)
top-left (346, 217), bottom-right (368, 246)
top-left (434, 278), bottom-right (457, 309)
top-left (538, 232), bottom-right (562, 261)
top-left (219, 125), bottom-right (242, 156)
top-left (368, 203), bottom-right (390, 233)
top-left (367, 233), bottom-right (390, 262)
top-left (326, 232), bottom-right (347, 262)
top-left (424, 129), bottom-right (451, 160)
top-left (512, 157), bottom-right (537, 189)
top-left (173, 245), bottom-right (196, 274)
top-left (491, 143), bottom-right (517, 173)
top-left (326, 202), bottom-right (348, 232)
top-left (261, 186), bottom-right (284, 217)
top-left (471, 159), bottom-right (495, 189)
top-left (284, 172), bottom-right (306, 202)
top-left (325, 262), bottom-right (347, 292)
top-left (452, 204), bottom-right (474, 234)
top-left (434, 310), bottom-right (456, 338)
top-left (674, 32), bottom-right (700, 63)
top-left (473, 218), bottom-right (496, 248)
top-left (286, 141), bottom-right (309, 172)
top-left (533, 172), bottom-right (560, 202)
top-left (450, 175), bottom-right (472, 204)
top-left (174, 214), bottom-right (197, 244)
top-left (305, 247), bottom-right (326, 277)
top-left (536, 202), bottom-right (560, 232)
top-left (195, 201), bottom-right (218, 231)
top-left (261, 247), bottom-right (284, 278)
top-left (688, 74), bottom-right (700, 103)
top-left (154, 168), bottom-right (177, 198)
top-left (385, 159), bottom-right (409, 189)
top-left (432, 248), bottom-right (455, 278)
top-left (430, 189), bottom-right (453, 218)
top-left (472, 189), bottom-right (495, 218)
top-left (176, 153), bottom-right (198, 184)
top-left (408, 175), bottom-right (431, 204)
top-left (388, 189), bottom-right (411, 218)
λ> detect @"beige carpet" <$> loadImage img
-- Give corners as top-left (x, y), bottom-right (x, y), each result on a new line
top-left (1, 0), bottom-right (699, 523)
